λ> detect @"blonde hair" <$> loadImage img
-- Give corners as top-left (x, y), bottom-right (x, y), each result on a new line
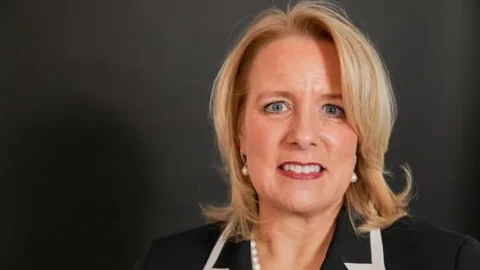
top-left (203, 0), bottom-right (412, 240)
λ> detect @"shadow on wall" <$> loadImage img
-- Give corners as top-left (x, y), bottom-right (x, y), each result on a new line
top-left (1, 95), bottom-right (152, 270)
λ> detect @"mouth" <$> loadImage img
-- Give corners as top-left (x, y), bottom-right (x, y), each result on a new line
top-left (277, 161), bottom-right (326, 180)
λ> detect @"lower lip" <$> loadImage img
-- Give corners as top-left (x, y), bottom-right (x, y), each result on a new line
top-left (277, 167), bottom-right (325, 180)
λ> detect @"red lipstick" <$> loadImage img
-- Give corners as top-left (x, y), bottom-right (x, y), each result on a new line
top-left (277, 161), bottom-right (325, 180)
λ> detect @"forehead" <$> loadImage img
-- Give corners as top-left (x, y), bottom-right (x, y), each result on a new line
top-left (247, 36), bottom-right (341, 94)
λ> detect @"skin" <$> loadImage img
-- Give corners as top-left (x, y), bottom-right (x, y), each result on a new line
top-left (238, 35), bottom-right (358, 269)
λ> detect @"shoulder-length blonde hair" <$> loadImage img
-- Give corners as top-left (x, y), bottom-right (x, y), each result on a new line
top-left (203, 0), bottom-right (412, 240)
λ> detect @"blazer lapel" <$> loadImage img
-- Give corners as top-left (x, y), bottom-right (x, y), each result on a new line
top-left (212, 239), bottom-right (252, 270)
top-left (210, 208), bottom-right (385, 270)
top-left (321, 251), bottom-right (350, 270)
top-left (323, 208), bottom-right (386, 270)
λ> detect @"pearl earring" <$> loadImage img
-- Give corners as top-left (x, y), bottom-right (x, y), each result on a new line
top-left (351, 172), bottom-right (358, 183)
top-left (240, 150), bottom-right (248, 176)
top-left (241, 165), bottom-right (249, 176)
top-left (351, 154), bottom-right (358, 183)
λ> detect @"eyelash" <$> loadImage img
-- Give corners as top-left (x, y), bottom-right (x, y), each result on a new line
top-left (263, 100), bottom-right (289, 114)
top-left (323, 103), bottom-right (345, 118)
top-left (263, 101), bottom-right (345, 117)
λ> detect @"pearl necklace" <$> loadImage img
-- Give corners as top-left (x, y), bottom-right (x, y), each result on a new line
top-left (250, 238), bottom-right (261, 270)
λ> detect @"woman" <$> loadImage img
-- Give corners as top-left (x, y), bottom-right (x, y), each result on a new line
top-left (138, 1), bottom-right (480, 269)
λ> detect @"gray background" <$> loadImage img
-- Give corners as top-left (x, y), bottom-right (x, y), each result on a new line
top-left (1, 0), bottom-right (479, 269)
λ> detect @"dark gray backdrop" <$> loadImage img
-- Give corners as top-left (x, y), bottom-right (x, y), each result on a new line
top-left (1, 0), bottom-right (479, 269)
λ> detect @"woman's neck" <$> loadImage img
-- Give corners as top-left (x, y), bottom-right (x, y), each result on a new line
top-left (254, 203), bottom-right (341, 270)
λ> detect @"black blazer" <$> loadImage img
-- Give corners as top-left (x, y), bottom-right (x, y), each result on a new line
top-left (136, 210), bottom-right (480, 269)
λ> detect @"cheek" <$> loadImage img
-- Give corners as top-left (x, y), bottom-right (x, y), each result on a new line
top-left (244, 113), bottom-right (284, 152)
top-left (242, 114), bottom-right (287, 190)
top-left (321, 124), bottom-right (358, 164)
top-left (246, 116), bottom-right (268, 147)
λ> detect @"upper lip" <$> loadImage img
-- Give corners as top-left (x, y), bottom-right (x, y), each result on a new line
top-left (279, 161), bottom-right (326, 170)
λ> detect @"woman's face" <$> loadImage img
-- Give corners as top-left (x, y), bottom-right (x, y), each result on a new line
top-left (238, 36), bottom-right (358, 216)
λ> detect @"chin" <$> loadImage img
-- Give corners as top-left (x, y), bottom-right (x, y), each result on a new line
top-left (281, 195), bottom-right (329, 215)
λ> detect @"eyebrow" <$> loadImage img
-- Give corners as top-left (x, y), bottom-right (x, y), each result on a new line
top-left (321, 93), bottom-right (343, 100)
top-left (255, 90), bottom-right (293, 102)
top-left (255, 90), bottom-right (343, 102)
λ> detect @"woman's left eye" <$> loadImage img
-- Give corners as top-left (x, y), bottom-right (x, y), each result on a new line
top-left (322, 104), bottom-right (345, 117)
top-left (264, 101), bottom-right (288, 114)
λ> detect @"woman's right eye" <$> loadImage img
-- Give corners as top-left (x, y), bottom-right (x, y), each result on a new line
top-left (264, 101), bottom-right (288, 114)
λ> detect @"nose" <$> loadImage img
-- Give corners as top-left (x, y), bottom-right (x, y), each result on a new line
top-left (286, 107), bottom-right (318, 150)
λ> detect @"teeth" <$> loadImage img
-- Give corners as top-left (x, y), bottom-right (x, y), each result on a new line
top-left (282, 164), bottom-right (322, 173)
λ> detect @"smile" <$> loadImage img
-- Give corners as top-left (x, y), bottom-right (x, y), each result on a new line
top-left (277, 162), bottom-right (325, 180)
top-left (281, 163), bottom-right (323, 173)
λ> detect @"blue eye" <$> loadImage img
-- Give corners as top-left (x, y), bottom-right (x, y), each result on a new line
top-left (265, 101), bottom-right (288, 114)
top-left (323, 104), bottom-right (345, 117)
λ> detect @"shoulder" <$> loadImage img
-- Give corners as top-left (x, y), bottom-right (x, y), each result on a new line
top-left (139, 222), bottom-right (223, 270)
top-left (455, 236), bottom-right (480, 269)
top-left (381, 216), bottom-right (480, 269)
